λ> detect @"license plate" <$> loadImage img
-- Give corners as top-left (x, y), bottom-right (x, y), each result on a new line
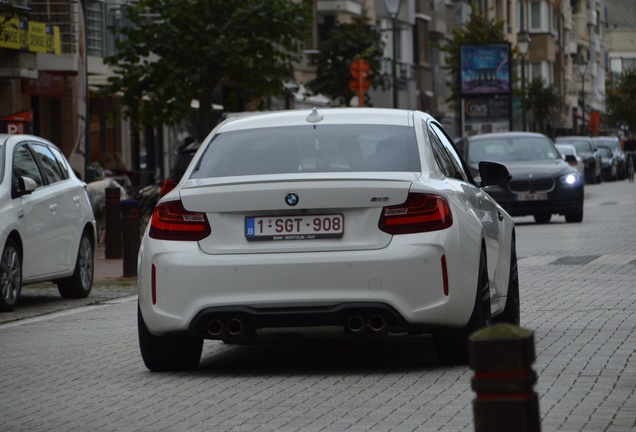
top-left (515, 193), bottom-right (548, 201)
top-left (245, 214), bottom-right (344, 241)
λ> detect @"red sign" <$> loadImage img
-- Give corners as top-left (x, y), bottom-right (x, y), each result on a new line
top-left (1, 110), bottom-right (33, 122)
top-left (350, 58), bottom-right (370, 79)
top-left (350, 58), bottom-right (371, 107)
top-left (1, 110), bottom-right (34, 134)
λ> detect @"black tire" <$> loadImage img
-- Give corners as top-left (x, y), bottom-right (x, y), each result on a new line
top-left (1, 239), bottom-right (22, 312)
top-left (586, 165), bottom-right (596, 184)
top-left (433, 247), bottom-right (491, 365)
top-left (565, 210), bottom-right (583, 223)
top-left (494, 234), bottom-right (520, 326)
top-left (56, 232), bottom-right (94, 299)
top-left (533, 213), bottom-right (552, 224)
top-left (138, 305), bottom-right (203, 371)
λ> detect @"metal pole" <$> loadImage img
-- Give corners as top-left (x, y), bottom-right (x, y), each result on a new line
top-left (392, 17), bottom-right (398, 108)
top-left (581, 77), bottom-right (585, 135)
top-left (521, 56), bottom-right (526, 131)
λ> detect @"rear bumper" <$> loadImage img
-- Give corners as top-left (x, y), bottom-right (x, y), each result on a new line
top-left (138, 232), bottom-right (481, 335)
top-left (187, 302), bottom-right (428, 340)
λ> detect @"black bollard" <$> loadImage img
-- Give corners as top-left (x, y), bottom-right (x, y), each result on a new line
top-left (120, 199), bottom-right (141, 278)
top-left (469, 323), bottom-right (541, 432)
top-left (104, 187), bottom-right (122, 259)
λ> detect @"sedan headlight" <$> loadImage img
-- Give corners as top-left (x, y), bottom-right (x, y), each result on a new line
top-left (560, 172), bottom-right (583, 186)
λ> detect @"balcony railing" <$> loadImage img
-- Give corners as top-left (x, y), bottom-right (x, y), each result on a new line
top-left (27, 0), bottom-right (78, 54)
top-left (25, 0), bottom-right (132, 57)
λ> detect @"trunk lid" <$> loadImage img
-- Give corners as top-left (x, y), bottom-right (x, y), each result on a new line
top-left (179, 173), bottom-right (417, 254)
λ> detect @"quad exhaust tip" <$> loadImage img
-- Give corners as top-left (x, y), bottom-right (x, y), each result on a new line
top-left (206, 317), bottom-right (250, 339)
top-left (345, 314), bottom-right (388, 335)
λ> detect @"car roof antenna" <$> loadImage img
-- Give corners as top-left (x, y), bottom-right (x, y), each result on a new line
top-left (306, 107), bottom-right (324, 124)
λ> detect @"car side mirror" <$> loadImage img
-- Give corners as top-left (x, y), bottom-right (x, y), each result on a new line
top-left (478, 161), bottom-right (512, 187)
top-left (564, 155), bottom-right (577, 164)
top-left (12, 175), bottom-right (37, 198)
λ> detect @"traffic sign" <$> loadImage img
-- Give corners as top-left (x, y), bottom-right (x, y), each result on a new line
top-left (350, 58), bottom-right (370, 79)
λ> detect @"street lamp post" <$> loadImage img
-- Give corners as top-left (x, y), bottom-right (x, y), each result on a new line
top-left (517, 32), bottom-right (531, 131)
top-left (384, 0), bottom-right (401, 108)
top-left (577, 55), bottom-right (588, 135)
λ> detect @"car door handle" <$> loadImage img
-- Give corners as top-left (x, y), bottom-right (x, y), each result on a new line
top-left (73, 196), bottom-right (81, 206)
top-left (49, 204), bottom-right (58, 213)
top-left (497, 211), bottom-right (504, 221)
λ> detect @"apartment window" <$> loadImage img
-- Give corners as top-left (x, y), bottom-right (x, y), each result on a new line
top-left (530, 61), bottom-right (551, 83)
top-left (623, 58), bottom-right (636, 72)
top-left (414, 18), bottom-right (429, 66)
top-left (529, 1), bottom-right (549, 33)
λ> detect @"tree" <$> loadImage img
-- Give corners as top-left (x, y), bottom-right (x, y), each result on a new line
top-left (604, 68), bottom-right (636, 133)
top-left (102, 0), bottom-right (311, 140)
top-left (306, 20), bottom-right (389, 107)
top-left (525, 78), bottom-right (560, 135)
top-left (439, 7), bottom-right (508, 112)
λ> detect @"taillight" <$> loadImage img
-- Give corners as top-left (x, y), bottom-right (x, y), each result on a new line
top-left (149, 200), bottom-right (211, 241)
top-left (379, 193), bottom-right (453, 234)
top-left (160, 179), bottom-right (178, 196)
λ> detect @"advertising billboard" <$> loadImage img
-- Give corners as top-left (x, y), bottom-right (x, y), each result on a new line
top-left (459, 43), bottom-right (512, 135)
top-left (460, 43), bottom-right (511, 95)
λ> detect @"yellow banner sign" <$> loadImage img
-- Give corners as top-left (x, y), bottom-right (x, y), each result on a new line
top-left (0, 17), bottom-right (61, 55)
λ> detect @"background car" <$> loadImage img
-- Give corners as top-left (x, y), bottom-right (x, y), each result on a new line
top-left (0, 134), bottom-right (97, 312)
top-left (463, 132), bottom-right (584, 224)
top-left (593, 136), bottom-right (626, 180)
top-left (555, 143), bottom-right (585, 177)
top-left (555, 136), bottom-right (602, 184)
top-left (137, 108), bottom-right (518, 370)
top-left (595, 145), bottom-right (618, 181)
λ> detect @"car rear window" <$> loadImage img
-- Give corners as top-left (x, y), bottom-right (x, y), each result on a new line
top-left (557, 138), bottom-right (592, 153)
top-left (594, 138), bottom-right (620, 152)
top-left (191, 124), bottom-right (420, 178)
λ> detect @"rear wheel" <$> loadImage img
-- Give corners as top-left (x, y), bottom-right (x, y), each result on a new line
top-left (494, 234), bottom-right (520, 325)
top-left (57, 232), bottom-right (94, 299)
top-left (138, 305), bottom-right (203, 371)
top-left (565, 210), bottom-right (583, 223)
top-left (1, 239), bottom-right (22, 312)
top-left (433, 247), bottom-right (491, 365)
top-left (586, 165), bottom-right (596, 184)
top-left (533, 213), bottom-right (552, 224)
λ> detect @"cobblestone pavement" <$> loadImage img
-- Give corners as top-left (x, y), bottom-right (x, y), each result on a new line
top-left (0, 180), bottom-right (634, 431)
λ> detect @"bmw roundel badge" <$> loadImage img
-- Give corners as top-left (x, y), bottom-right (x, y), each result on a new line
top-left (285, 192), bottom-right (299, 206)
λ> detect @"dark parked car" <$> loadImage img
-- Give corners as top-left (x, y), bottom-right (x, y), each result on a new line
top-left (555, 136), bottom-right (602, 184)
top-left (463, 132), bottom-right (584, 223)
top-left (595, 146), bottom-right (618, 181)
top-left (593, 136), bottom-right (626, 180)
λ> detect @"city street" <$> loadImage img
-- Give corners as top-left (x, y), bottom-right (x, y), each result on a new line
top-left (1, 180), bottom-right (635, 432)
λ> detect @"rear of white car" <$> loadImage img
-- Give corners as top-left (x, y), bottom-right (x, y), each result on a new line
top-left (138, 108), bottom-right (516, 370)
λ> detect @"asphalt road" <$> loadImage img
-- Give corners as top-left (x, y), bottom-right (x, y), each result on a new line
top-left (1, 179), bottom-right (635, 432)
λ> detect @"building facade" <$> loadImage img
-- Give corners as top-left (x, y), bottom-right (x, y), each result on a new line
top-left (1, 0), bottom-right (614, 185)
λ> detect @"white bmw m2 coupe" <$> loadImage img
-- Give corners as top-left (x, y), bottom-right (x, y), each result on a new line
top-left (137, 108), bottom-right (519, 370)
